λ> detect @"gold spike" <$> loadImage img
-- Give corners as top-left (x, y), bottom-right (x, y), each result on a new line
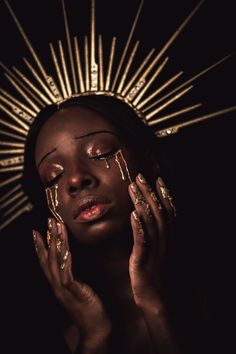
top-left (117, 41), bottom-right (139, 94)
top-left (4, 0), bottom-right (57, 98)
top-left (0, 88), bottom-right (37, 117)
top-left (111, 0), bottom-right (144, 91)
top-left (149, 104), bottom-right (202, 126)
top-left (50, 43), bottom-right (67, 99)
top-left (0, 118), bottom-right (27, 136)
top-left (5, 74), bottom-right (41, 113)
top-left (84, 36), bottom-right (90, 91)
top-left (99, 35), bottom-right (104, 91)
top-left (157, 105), bottom-right (236, 137)
top-left (0, 166), bottom-right (23, 173)
top-left (0, 184), bottom-right (21, 204)
top-left (0, 94), bottom-right (33, 124)
top-left (0, 156), bottom-right (24, 167)
top-left (0, 103), bottom-right (29, 131)
top-left (0, 191), bottom-right (24, 210)
top-left (0, 149), bottom-right (24, 155)
top-left (144, 55), bottom-right (233, 112)
top-left (105, 37), bottom-right (116, 91)
top-left (0, 173), bottom-right (22, 188)
top-left (0, 62), bottom-right (45, 107)
top-left (74, 37), bottom-right (85, 93)
top-left (13, 66), bottom-right (52, 105)
top-left (61, 0), bottom-right (78, 93)
top-left (90, 0), bottom-right (98, 91)
top-left (0, 129), bottom-right (26, 141)
top-left (138, 71), bottom-right (183, 110)
top-left (0, 142), bottom-right (24, 148)
top-left (0, 202), bottom-right (32, 231)
top-left (146, 0), bottom-right (206, 74)
top-left (59, 40), bottom-right (72, 97)
top-left (132, 57), bottom-right (169, 106)
top-left (127, 53), bottom-right (170, 102)
top-left (146, 85), bottom-right (193, 120)
top-left (23, 58), bottom-right (57, 103)
top-left (2, 195), bottom-right (29, 218)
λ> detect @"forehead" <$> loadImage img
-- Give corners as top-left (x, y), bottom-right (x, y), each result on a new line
top-left (35, 105), bottom-right (116, 154)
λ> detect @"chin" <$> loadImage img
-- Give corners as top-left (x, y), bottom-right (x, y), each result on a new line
top-left (69, 217), bottom-right (130, 245)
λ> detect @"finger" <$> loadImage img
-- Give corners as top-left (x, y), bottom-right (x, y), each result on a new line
top-left (129, 182), bottom-right (158, 244)
top-left (129, 210), bottom-right (147, 269)
top-left (57, 223), bottom-right (73, 285)
top-left (156, 177), bottom-right (177, 220)
top-left (136, 173), bottom-right (165, 234)
top-left (32, 230), bottom-right (51, 282)
top-left (47, 218), bottom-right (62, 286)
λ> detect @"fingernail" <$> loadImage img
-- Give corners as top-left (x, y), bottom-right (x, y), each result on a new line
top-left (46, 230), bottom-right (51, 248)
top-left (158, 177), bottom-right (165, 187)
top-left (32, 230), bottom-right (37, 242)
top-left (130, 182), bottom-right (138, 193)
top-left (57, 222), bottom-right (62, 235)
top-left (137, 173), bottom-right (147, 184)
top-left (132, 210), bottom-right (139, 221)
top-left (48, 218), bottom-right (53, 231)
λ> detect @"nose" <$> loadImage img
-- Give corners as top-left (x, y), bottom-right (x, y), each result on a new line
top-left (67, 169), bottom-right (98, 196)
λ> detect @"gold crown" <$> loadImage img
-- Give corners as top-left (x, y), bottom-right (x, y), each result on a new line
top-left (0, 0), bottom-right (235, 231)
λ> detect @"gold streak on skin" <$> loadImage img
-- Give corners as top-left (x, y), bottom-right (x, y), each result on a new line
top-left (45, 185), bottom-right (64, 223)
top-left (114, 150), bottom-right (132, 184)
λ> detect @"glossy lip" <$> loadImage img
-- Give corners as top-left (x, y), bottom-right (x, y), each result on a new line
top-left (73, 195), bottom-right (112, 223)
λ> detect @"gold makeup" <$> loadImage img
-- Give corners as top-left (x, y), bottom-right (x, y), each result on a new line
top-left (45, 184), bottom-right (64, 223)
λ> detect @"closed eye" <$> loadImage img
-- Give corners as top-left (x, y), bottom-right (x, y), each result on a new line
top-left (46, 172), bottom-right (64, 187)
top-left (91, 149), bottom-right (119, 160)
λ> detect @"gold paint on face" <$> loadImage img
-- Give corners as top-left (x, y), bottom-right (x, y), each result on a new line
top-left (45, 184), bottom-right (64, 223)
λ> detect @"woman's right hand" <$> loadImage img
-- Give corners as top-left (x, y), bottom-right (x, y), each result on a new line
top-left (33, 219), bottom-right (111, 354)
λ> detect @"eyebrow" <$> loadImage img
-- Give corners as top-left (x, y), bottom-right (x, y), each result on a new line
top-left (37, 130), bottom-right (116, 168)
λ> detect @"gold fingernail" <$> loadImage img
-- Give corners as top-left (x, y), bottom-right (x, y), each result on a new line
top-left (56, 238), bottom-right (62, 252)
top-left (32, 230), bottom-right (37, 242)
top-left (137, 173), bottom-right (147, 184)
top-left (48, 218), bottom-right (53, 231)
top-left (130, 182), bottom-right (138, 193)
top-left (60, 262), bottom-right (65, 270)
top-left (132, 210), bottom-right (139, 221)
top-left (46, 230), bottom-right (51, 247)
top-left (158, 177), bottom-right (165, 187)
top-left (57, 222), bottom-right (62, 235)
top-left (63, 250), bottom-right (69, 262)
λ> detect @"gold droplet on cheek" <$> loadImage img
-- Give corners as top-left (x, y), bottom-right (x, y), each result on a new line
top-left (45, 184), bottom-right (64, 223)
top-left (105, 158), bottom-right (110, 169)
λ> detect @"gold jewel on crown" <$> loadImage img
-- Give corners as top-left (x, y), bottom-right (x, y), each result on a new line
top-left (0, 0), bottom-right (235, 230)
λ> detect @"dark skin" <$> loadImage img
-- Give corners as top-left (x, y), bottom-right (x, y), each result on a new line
top-left (33, 106), bottom-right (178, 354)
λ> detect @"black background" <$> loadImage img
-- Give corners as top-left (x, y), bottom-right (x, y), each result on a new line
top-left (0, 1), bottom-right (236, 353)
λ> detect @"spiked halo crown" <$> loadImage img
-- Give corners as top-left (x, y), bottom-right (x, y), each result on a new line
top-left (0, 0), bottom-right (235, 230)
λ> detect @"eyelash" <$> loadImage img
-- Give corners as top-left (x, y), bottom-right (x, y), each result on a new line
top-left (46, 150), bottom-right (118, 187)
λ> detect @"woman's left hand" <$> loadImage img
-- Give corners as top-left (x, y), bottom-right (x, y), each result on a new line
top-left (128, 174), bottom-right (176, 309)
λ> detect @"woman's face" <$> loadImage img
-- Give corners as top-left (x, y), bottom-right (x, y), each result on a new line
top-left (35, 105), bottom-right (139, 244)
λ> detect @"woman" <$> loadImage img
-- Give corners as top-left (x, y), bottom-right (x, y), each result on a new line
top-left (22, 95), bottom-right (178, 354)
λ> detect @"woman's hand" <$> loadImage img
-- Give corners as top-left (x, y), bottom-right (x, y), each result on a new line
top-left (128, 174), bottom-right (179, 353)
top-left (128, 174), bottom-right (175, 309)
top-left (33, 219), bottom-right (111, 354)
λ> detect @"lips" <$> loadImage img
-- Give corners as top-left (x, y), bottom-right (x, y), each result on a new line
top-left (73, 195), bottom-right (112, 223)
